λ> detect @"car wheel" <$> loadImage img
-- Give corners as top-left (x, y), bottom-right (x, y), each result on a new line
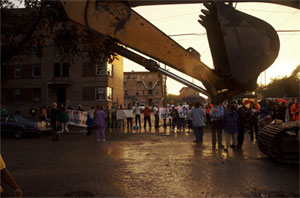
top-left (14, 128), bottom-right (24, 139)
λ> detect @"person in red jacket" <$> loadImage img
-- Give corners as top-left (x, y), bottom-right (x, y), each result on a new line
top-left (205, 101), bottom-right (213, 125)
top-left (143, 106), bottom-right (151, 129)
top-left (290, 98), bottom-right (299, 121)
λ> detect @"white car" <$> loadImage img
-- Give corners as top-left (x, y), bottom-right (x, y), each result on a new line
top-left (138, 103), bottom-right (145, 111)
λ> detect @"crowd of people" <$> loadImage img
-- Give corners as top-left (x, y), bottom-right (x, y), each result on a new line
top-left (1, 97), bottom-right (299, 146)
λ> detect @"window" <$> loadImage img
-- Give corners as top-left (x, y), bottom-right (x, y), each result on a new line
top-left (96, 87), bottom-right (105, 100)
top-left (125, 90), bottom-right (128, 96)
top-left (142, 90), bottom-right (145, 95)
top-left (33, 88), bottom-right (41, 102)
top-left (96, 62), bottom-right (113, 76)
top-left (127, 74), bottom-right (130, 79)
top-left (107, 87), bottom-right (113, 100)
top-left (15, 65), bottom-right (21, 78)
top-left (54, 63), bottom-right (61, 77)
top-left (136, 92), bottom-right (139, 96)
top-left (156, 91), bottom-right (159, 95)
top-left (107, 63), bottom-right (113, 76)
top-left (148, 90), bottom-right (152, 95)
top-left (7, 116), bottom-right (16, 123)
top-left (132, 74), bottom-right (136, 79)
top-left (157, 82), bottom-right (161, 86)
top-left (148, 82), bottom-right (152, 88)
top-left (96, 62), bottom-right (106, 76)
top-left (32, 64), bottom-right (41, 77)
top-left (62, 63), bottom-right (69, 77)
top-left (15, 89), bottom-right (21, 102)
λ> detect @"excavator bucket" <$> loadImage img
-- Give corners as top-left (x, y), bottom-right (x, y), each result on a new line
top-left (199, 2), bottom-right (280, 90)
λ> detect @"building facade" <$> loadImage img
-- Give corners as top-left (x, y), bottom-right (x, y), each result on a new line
top-left (124, 72), bottom-right (165, 108)
top-left (1, 46), bottom-right (124, 115)
top-left (179, 87), bottom-right (205, 104)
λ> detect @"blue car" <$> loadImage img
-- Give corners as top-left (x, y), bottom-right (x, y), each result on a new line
top-left (1, 114), bottom-right (51, 138)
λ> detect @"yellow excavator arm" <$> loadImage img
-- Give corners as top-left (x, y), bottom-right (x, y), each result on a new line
top-left (59, 0), bottom-right (299, 101)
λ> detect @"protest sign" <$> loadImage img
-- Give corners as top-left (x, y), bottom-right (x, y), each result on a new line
top-left (66, 110), bottom-right (88, 127)
top-left (124, 109), bottom-right (133, 118)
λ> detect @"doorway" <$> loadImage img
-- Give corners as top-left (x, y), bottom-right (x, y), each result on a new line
top-left (57, 87), bottom-right (66, 106)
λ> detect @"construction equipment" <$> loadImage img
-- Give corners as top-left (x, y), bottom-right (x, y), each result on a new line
top-left (258, 121), bottom-right (299, 163)
top-left (59, 0), bottom-right (299, 102)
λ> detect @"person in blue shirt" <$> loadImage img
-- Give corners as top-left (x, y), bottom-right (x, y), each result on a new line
top-left (86, 114), bottom-right (94, 136)
top-left (191, 102), bottom-right (206, 142)
top-left (223, 103), bottom-right (240, 151)
top-left (210, 101), bottom-right (225, 149)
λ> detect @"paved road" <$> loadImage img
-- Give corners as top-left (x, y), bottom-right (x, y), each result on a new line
top-left (1, 127), bottom-right (299, 197)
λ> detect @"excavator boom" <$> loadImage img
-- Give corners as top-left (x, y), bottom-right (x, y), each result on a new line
top-left (59, 0), bottom-right (299, 101)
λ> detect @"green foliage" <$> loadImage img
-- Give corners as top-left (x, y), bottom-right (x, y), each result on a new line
top-left (1, 0), bottom-right (116, 64)
top-left (256, 65), bottom-right (300, 97)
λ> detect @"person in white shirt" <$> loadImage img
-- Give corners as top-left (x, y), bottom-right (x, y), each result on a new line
top-left (135, 103), bottom-right (141, 127)
top-left (178, 104), bottom-right (186, 132)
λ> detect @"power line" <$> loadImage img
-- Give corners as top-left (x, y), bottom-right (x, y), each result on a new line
top-left (150, 11), bottom-right (199, 22)
top-left (239, 8), bottom-right (297, 13)
top-left (168, 30), bottom-right (300, 37)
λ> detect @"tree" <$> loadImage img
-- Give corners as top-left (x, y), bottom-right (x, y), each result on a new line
top-left (255, 65), bottom-right (300, 97)
top-left (1, 0), bottom-right (116, 65)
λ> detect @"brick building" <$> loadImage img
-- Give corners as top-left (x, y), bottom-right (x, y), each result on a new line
top-left (1, 47), bottom-right (124, 115)
top-left (179, 87), bottom-right (200, 99)
top-left (179, 87), bottom-right (206, 104)
top-left (124, 72), bottom-right (165, 108)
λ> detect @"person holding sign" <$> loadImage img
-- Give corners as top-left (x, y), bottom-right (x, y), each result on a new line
top-left (117, 105), bottom-right (125, 128)
top-left (125, 107), bottom-right (133, 129)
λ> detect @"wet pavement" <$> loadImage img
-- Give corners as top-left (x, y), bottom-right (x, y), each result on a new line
top-left (1, 126), bottom-right (299, 197)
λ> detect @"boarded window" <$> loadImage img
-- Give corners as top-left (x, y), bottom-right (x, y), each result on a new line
top-left (82, 87), bottom-right (95, 100)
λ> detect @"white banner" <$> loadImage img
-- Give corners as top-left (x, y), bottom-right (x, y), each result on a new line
top-left (66, 110), bottom-right (88, 127)
top-left (116, 110), bottom-right (125, 119)
top-left (124, 109), bottom-right (133, 118)
top-left (160, 108), bottom-right (169, 119)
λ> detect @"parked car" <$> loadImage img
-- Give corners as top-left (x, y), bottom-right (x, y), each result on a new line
top-left (139, 103), bottom-right (145, 111)
top-left (1, 114), bottom-right (51, 138)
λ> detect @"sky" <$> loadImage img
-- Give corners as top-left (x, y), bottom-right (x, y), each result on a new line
top-left (123, 2), bottom-right (300, 95)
